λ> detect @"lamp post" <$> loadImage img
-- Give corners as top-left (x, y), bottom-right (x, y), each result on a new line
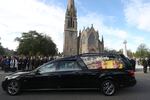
top-left (123, 40), bottom-right (128, 57)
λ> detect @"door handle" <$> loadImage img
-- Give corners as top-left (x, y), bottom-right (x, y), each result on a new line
top-left (49, 73), bottom-right (61, 78)
top-left (91, 73), bottom-right (96, 75)
top-left (72, 71), bottom-right (83, 75)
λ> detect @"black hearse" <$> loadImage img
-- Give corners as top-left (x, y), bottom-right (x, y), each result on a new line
top-left (2, 53), bottom-right (136, 96)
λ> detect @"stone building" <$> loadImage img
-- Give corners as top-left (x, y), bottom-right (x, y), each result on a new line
top-left (63, 0), bottom-right (104, 57)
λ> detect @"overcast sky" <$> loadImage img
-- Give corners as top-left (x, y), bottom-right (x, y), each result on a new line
top-left (0, 0), bottom-right (150, 52)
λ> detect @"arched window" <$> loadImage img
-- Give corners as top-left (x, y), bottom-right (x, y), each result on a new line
top-left (70, 17), bottom-right (73, 27)
top-left (88, 33), bottom-right (96, 46)
top-left (68, 19), bottom-right (71, 28)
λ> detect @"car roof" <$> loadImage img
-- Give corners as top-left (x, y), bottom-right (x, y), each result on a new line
top-left (45, 53), bottom-right (123, 66)
top-left (55, 52), bottom-right (121, 61)
top-left (79, 52), bottom-right (119, 56)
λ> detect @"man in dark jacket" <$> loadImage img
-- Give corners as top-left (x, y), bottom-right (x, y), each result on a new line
top-left (142, 58), bottom-right (148, 73)
top-left (147, 58), bottom-right (150, 71)
top-left (130, 58), bottom-right (136, 71)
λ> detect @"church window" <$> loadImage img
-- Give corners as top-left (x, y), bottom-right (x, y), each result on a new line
top-left (68, 19), bottom-right (71, 28)
top-left (82, 35), bottom-right (86, 44)
top-left (72, 20), bottom-right (74, 28)
top-left (70, 17), bottom-right (73, 27)
top-left (72, 20), bottom-right (75, 28)
top-left (88, 33), bottom-right (96, 45)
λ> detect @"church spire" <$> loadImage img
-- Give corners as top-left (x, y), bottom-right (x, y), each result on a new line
top-left (65, 0), bottom-right (77, 29)
top-left (64, 0), bottom-right (77, 57)
top-left (66, 0), bottom-right (76, 17)
top-left (67, 0), bottom-right (75, 10)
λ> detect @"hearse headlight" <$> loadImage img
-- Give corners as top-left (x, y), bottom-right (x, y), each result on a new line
top-left (5, 75), bottom-right (18, 80)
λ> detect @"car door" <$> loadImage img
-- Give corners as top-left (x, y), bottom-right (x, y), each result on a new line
top-left (22, 62), bottom-right (59, 89)
top-left (57, 60), bottom-right (83, 88)
top-left (79, 55), bottom-right (102, 88)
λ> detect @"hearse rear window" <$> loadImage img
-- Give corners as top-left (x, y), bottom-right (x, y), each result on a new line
top-left (81, 55), bottom-right (124, 70)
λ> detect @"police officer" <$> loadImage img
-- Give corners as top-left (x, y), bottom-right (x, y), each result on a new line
top-left (148, 58), bottom-right (150, 72)
top-left (130, 58), bottom-right (136, 71)
top-left (142, 58), bottom-right (148, 73)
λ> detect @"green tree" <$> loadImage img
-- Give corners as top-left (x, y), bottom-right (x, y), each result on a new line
top-left (15, 31), bottom-right (58, 56)
top-left (104, 48), bottom-right (120, 53)
top-left (0, 43), bottom-right (5, 55)
top-left (134, 43), bottom-right (150, 58)
top-left (0, 37), bottom-right (5, 55)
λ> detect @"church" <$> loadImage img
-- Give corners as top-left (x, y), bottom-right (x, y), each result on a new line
top-left (63, 0), bottom-right (104, 57)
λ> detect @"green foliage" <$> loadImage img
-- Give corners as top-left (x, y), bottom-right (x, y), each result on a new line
top-left (104, 48), bottom-right (134, 58)
top-left (104, 48), bottom-right (121, 54)
top-left (16, 31), bottom-right (58, 56)
top-left (0, 43), bottom-right (5, 55)
top-left (134, 43), bottom-right (150, 58)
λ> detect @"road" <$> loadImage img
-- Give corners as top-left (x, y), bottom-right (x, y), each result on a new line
top-left (0, 70), bottom-right (150, 100)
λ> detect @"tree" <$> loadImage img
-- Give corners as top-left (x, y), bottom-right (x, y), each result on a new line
top-left (134, 43), bottom-right (150, 58)
top-left (15, 31), bottom-right (58, 56)
top-left (0, 43), bottom-right (5, 55)
top-left (104, 48), bottom-right (121, 54)
top-left (0, 37), bottom-right (5, 55)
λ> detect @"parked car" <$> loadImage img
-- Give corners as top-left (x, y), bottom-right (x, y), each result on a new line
top-left (1, 53), bottom-right (136, 96)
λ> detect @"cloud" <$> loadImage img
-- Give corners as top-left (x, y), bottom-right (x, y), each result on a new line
top-left (0, 0), bottom-right (145, 53)
top-left (0, 0), bottom-right (65, 52)
top-left (102, 27), bottom-right (128, 39)
top-left (78, 13), bottom-right (104, 31)
top-left (77, 0), bottom-right (148, 52)
top-left (79, 13), bottom-right (128, 38)
top-left (78, 11), bottom-right (148, 52)
top-left (123, 0), bottom-right (150, 32)
top-left (132, 36), bottom-right (145, 44)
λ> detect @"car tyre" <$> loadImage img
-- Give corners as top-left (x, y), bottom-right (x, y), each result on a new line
top-left (101, 80), bottom-right (116, 96)
top-left (6, 80), bottom-right (20, 96)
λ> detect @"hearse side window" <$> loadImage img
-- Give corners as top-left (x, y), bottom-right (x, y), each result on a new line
top-left (81, 55), bottom-right (124, 70)
top-left (57, 61), bottom-right (82, 71)
top-left (38, 63), bottom-right (57, 74)
top-left (119, 54), bottom-right (132, 70)
top-left (77, 58), bottom-right (86, 68)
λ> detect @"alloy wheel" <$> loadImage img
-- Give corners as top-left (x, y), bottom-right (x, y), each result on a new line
top-left (7, 80), bottom-right (20, 96)
top-left (101, 80), bottom-right (116, 96)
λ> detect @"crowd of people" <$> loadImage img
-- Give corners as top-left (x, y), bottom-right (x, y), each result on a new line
top-left (124, 57), bottom-right (150, 73)
top-left (0, 56), bottom-right (56, 72)
top-left (0, 55), bottom-right (150, 73)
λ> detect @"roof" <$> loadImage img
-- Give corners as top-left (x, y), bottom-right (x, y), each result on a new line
top-left (47, 53), bottom-right (123, 64)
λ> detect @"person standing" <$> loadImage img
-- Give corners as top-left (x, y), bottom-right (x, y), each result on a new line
top-left (130, 58), bottom-right (136, 72)
top-left (26, 57), bottom-right (30, 70)
top-left (22, 56), bottom-right (27, 71)
top-left (14, 57), bottom-right (18, 71)
top-left (10, 56), bottom-right (18, 72)
top-left (18, 57), bottom-right (22, 70)
top-left (148, 58), bottom-right (150, 72)
top-left (31, 56), bottom-right (36, 70)
top-left (9, 57), bottom-right (14, 72)
top-left (20, 57), bottom-right (26, 71)
top-left (142, 58), bottom-right (148, 73)
top-left (3, 57), bottom-right (10, 72)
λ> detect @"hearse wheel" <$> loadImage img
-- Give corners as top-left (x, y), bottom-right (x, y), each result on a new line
top-left (6, 80), bottom-right (20, 96)
top-left (101, 80), bottom-right (116, 96)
